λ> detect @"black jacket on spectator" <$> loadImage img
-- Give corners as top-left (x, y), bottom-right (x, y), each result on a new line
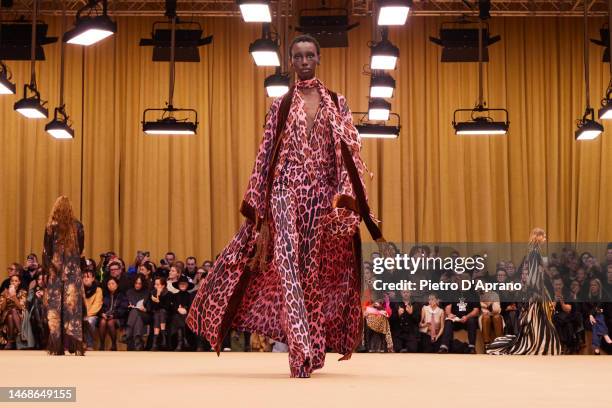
top-left (170, 290), bottom-right (194, 314)
top-left (100, 291), bottom-right (129, 322)
top-left (147, 288), bottom-right (172, 313)
top-left (126, 288), bottom-right (149, 308)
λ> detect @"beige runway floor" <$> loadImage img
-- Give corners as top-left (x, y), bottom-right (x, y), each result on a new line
top-left (0, 351), bottom-right (610, 408)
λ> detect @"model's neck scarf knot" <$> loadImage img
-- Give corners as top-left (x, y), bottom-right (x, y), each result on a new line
top-left (295, 77), bottom-right (320, 90)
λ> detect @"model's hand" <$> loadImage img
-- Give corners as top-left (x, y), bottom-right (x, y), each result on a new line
top-left (460, 316), bottom-right (468, 323)
top-left (590, 314), bottom-right (597, 325)
top-left (178, 305), bottom-right (187, 315)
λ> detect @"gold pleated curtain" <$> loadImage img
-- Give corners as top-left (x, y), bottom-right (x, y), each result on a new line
top-left (1, 16), bottom-right (611, 273)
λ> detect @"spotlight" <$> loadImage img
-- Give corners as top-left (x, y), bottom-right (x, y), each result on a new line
top-left (356, 123), bottom-right (399, 139)
top-left (368, 98), bottom-right (391, 121)
top-left (353, 111), bottom-right (401, 139)
top-left (45, 107), bottom-right (74, 139)
top-left (0, 62), bottom-right (16, 94)
top-left (14, 84), bottom-right (48, 118)
top-left (576, 108), bottom-right (603, 140)
top-left (296, 7), bottom-right (359, 48)
top-left (142, 109), bottom-right (198, 135)
top-left (0, 20), bottom-right (58, 60)
top-left (453, 107), bottom-right (509, 135)
top-left (139, 20), bottom-right (213, 62)
top-left (599, 88), bottom-right (612, 119)
top-left (369, 72), bottom-right (395, 98)
top-left (237, 0), bottom-right (272, 23)
top-left (377, 0), bottom-right (411, 26)
top-left (63, 0), bottom-right (116, 46)
top-left (249, 38), bottom-right (280, 67)
top-left (429, 19), bottom-right (501, 63)
top-left (370, 30), bottom-right (399, 70)
top-left (264, 69), bottom-right (289, 97)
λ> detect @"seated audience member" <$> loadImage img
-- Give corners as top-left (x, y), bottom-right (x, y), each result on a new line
top-left (1, 263), bottom-right (24, 292)
top-left (21, 254), bottom-right (39, 290)
top-left (104, 260), bottom-right (132, 294)
top-left (149, 276), bottom-right (172, 351)
top-left (440, 276), bottom-right (480, 353)
top-left (27, 272), bottom-right (48, 349)
top-left (585, 278), bottom-right (612, 354)
top-left (98, 277), bottom-right (128, 351)
top-left (83, 270), bottom-right (103, 351)
top-left (419, 293), bottom-right (444, 353)
top-left (125, 274), bottom-right (150, 351)
top-left (170, 275), bottom-right (194, 351)
top-left (128, 251), bottom-right (150, 278)
top-left (551, 277), bottom-right (582, 354)
top-left (184, 257), bottom-right (198, 280)
top-left (364, 297), bottom-right (393, 352)
top-left (137, 261), bottom-right (157, 285)
top-left (497, 267), bottom-right (520, 335)
top-left (479, 288), bottom-right (503, 345)
top-left (389, 291), bottom-right (420, 353)
top-left (166, 262), bottom-right (186, 294)
top-left (0, 275), bottom-right (28, 349)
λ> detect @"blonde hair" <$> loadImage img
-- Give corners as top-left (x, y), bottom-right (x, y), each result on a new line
top-left (528, 227), bottom-right (546, 248)
top-left (46, 196), bottom-right (77, 254)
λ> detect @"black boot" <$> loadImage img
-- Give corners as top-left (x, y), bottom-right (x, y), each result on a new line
top-left (126, 337), bottom-right (134, 351)
top-left (151, 335), bottom-right (159, 351)
top-left (134, 336), bottom-right (143, 351)
top-left (159, 330), bottom-right (168, 350)
top-left (175, 329), bottom-right (184, 352)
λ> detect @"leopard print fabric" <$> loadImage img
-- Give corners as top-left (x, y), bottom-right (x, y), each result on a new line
top-left (187, 78), bottom-right (368, 377)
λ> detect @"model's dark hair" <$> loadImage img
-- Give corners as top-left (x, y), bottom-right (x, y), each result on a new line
top-left (289, 34), bottom-right (321, 57)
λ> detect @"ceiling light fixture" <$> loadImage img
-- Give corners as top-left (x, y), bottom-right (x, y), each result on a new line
top-left (377, 0), bottom-right (411, 26)
top-left (142, 4), bottom-right (198, 135)
top-left (63, 0), bottom-right (116, 46)
top-left (0, 61), bottom-right (16, 94)
top-left (249, 23), bottom-right (280, 67)
top-left (14, 0), bottom-right (47, 119)
top-left (237, 0), bottom-right (272, 23)
top-left (452, 16), bottom-right (509, 135)
top-left (370, 28), bottom-right (399, 70)
top-left (576, 0), bottom-right (603, 140)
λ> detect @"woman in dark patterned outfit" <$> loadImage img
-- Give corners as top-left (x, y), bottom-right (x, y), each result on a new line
top-left (43, 196), bottom-right (86, 355)
top-left (486, 228), bottom-right (561, 355)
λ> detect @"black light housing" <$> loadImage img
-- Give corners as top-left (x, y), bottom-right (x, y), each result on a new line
top-left (370, 29), bottom-right (399, 70)
top-left (590, 27), bottom-right (610, 62)
top-left (429, 19), bottom-right (501, 63)
top-left (354, 111), bottom-right (401, 139)
top-left (249, 37), bottom-right (280, 67)
top-left (453, 107), bottom-right (509, 135)
top-left (142, 108), bottom-right (198, 135)
top-left (45, 106), bottom-right (74, 139)
top-left (264, 68), bottom-right (290, 97)
top-left (63, 0), bottom-right (116, 46)
top-left (14, 83), bottom-right (48, 118)
top-left (139, 20), bottom-right (212, 62)
top-left (0, 61), bottom-right (16, 94)
top-left (0, 20), bottom-right (57, 60)
top-left (576, 108), bottom-right (603, 140)
top-left (368, 98), bottom-right (391, 121)
top-left (370, 72), bottom-right (395, 98)
top-left (296, 7), bottom-right (359, 48)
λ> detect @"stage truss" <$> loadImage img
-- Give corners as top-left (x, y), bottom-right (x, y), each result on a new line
top-left (1, 0), bottom-right (610, 17)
